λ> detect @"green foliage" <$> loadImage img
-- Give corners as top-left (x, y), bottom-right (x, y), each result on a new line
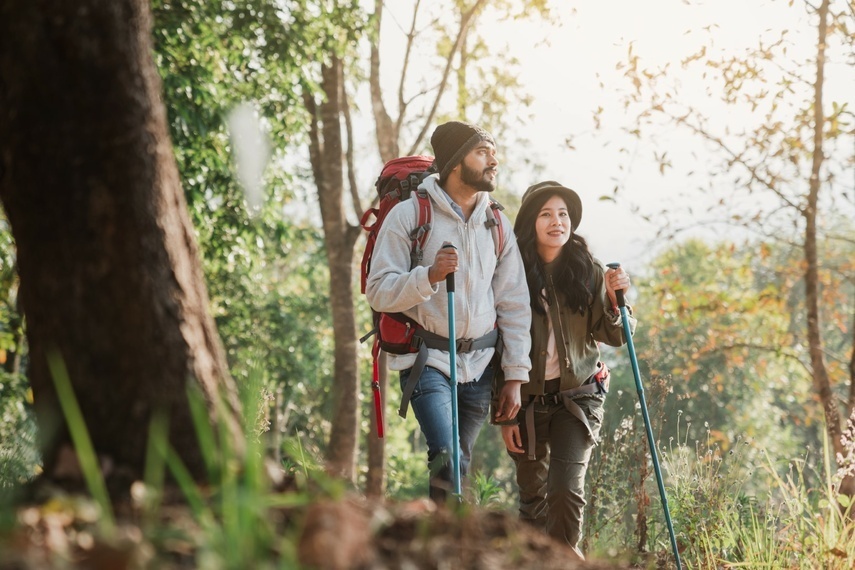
top-left (0, 218), bottom-right (22, 362)
top-left (0, 215), bottom-right (32, 490)
top-left (380, 419), bottom-right (426, 500)
top-left (582, 229), bottom-right (853, 560)
top-left (470, 470), bottom-right (503, 507)
top-left (469, 422), bottom-right (517, 507)
top-left (663, 418), bottom-right (756, 565)
top-left (152, 0), bottom-right (342, 459)
top-left (281, 433), bottom-right (327, 486)
top-left (585, 375), bottom-right (674, 559)
top-left (0, 372), bottom-right (38, 488)
top-left (138, 385), bottom-right (340, 568)
top-left (691, 432), bottom-right (855, 569)
top-left (586, 400), bottom-right (855, 568)
top-left (622, 238), bottom-right (823, 473)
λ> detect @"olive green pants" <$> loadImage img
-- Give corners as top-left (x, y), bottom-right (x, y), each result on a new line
top-left (509, 396), bottom-right (604, 549)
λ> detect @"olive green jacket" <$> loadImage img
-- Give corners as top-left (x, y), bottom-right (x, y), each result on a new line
top-left (492, 258), bottom-right (636, 423)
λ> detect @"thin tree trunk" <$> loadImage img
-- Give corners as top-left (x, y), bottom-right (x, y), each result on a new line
top-left (307, 57), bottom-right (361, 481)
top-left (0, 0), bottom-right (242, 483)
top-left (804, 0), bottom-right (844, 457)
top-left (804, 0), bottom-right (854, 499)
top-left (848, 301), bottom-right (855, 417)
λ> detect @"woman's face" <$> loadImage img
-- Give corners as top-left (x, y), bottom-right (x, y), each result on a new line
top-left (535, 194), bottom-right (572, 262)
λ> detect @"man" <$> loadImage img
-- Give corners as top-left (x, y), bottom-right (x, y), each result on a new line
top-left (366, 121), bottom-right (532, 502)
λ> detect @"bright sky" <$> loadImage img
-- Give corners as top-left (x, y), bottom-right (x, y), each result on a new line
top-left (378, 0), bottom-right (854, 269)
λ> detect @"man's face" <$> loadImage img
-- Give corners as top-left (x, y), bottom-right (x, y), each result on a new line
top-left (459, 141), bottom-right (498, 192)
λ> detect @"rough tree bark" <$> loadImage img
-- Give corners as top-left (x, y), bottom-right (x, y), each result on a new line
top-left (304, 57), bottom-right (362, 481)
top-left (0, 0), bottom-right (243, 484)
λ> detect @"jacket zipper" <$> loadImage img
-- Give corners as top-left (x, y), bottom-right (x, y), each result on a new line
top-left (548, 274), bottom-right (571, 370)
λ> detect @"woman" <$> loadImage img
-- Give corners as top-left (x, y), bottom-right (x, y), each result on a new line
top-left (495, 180), bottom-right (635, 557)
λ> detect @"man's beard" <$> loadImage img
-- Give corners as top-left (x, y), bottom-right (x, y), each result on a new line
top-left (460, 162), bottom-right (497, 192)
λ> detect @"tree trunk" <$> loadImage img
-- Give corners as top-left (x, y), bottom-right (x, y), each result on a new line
top-left (804, 0), bottom-right (841, 450)
top-left (365, 0), bottom-right (397, 495)
top-left (804, 0), bottom-right (853, 498)
top-left (305, 57), bottom-right (361, 481)
top-left (848, 304), bottom-right (855, 418)
top-left (0, 0), bottom-right (243, 484)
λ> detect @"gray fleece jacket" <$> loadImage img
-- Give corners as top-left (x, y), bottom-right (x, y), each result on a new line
top-left (366, 174), bottom-right (532, 383)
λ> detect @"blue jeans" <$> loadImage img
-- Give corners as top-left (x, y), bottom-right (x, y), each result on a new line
top-left (400, 365), bottom-right (493, 503)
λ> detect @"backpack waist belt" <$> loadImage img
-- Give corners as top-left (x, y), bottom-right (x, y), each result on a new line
top-left (398, 328), bottom-right (499, 419)
top-left (523, 362), bottom-right (609, 460)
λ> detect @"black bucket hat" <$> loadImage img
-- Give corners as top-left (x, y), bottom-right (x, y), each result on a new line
top-left (518, 180), bottom-right (583, 230)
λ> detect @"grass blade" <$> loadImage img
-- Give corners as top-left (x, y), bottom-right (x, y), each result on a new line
top-left (46, 350), bottom-right (115, 534)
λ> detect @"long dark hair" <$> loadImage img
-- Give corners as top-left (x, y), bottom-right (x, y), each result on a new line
top-left (513, 190), bottom-right (594, 315)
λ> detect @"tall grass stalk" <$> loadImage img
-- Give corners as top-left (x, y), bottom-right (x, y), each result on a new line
top-left (181, 373), bottom-right (277, 568)
top-left (45, 351), bottom-right (115, 535)
top-left (139, 368), bottom-right (337, 568)
top-left (662, 419), bottom-right (752, 567)
top-left (716, 432), bottom-right (855, 569)
top-left (141, 408), bottom-right (169, 529)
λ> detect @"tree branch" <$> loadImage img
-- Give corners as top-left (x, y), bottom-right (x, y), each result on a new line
top-left (395, 0), bottom-right (421, 136)
top-left (668, 108), bottom-right (805, 212)
top-left (716, 342), bottom-right (813, 377)
top-left (406, 0), bottom-right (488, 156)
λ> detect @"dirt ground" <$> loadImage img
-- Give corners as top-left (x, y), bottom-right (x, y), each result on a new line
top-left (0, 485), bottom-right (643, 570)
top-left (298, 497), bottom-right (632, 570)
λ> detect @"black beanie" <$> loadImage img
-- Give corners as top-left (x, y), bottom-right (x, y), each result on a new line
top-left (430, 121), bottom-right (496, 181)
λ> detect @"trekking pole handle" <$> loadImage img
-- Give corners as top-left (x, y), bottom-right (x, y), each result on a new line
top-left (606, 262), bottom-right (626, 308)
top-left (442, 243), bottom-right (457, 293)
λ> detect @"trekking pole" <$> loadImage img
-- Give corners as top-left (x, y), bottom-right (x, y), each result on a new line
top-left (443, 243), bottom-right (462, 496)
top-left (607, 262), bottom-right (682, 570)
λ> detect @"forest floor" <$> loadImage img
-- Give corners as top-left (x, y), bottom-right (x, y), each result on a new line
top-left (0, 481), bottom-right (647, 570)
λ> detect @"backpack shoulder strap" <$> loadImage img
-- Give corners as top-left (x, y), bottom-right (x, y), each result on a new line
top-left (485, 198), bottom-right (505, 257)
top-left (406, 193), bottom-right (503, 267)
top-left (408, 188), bottom-right (432, 268)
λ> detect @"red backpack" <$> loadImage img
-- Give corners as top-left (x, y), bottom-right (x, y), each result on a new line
top-left (359, 155), bottom-right (505, 437)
